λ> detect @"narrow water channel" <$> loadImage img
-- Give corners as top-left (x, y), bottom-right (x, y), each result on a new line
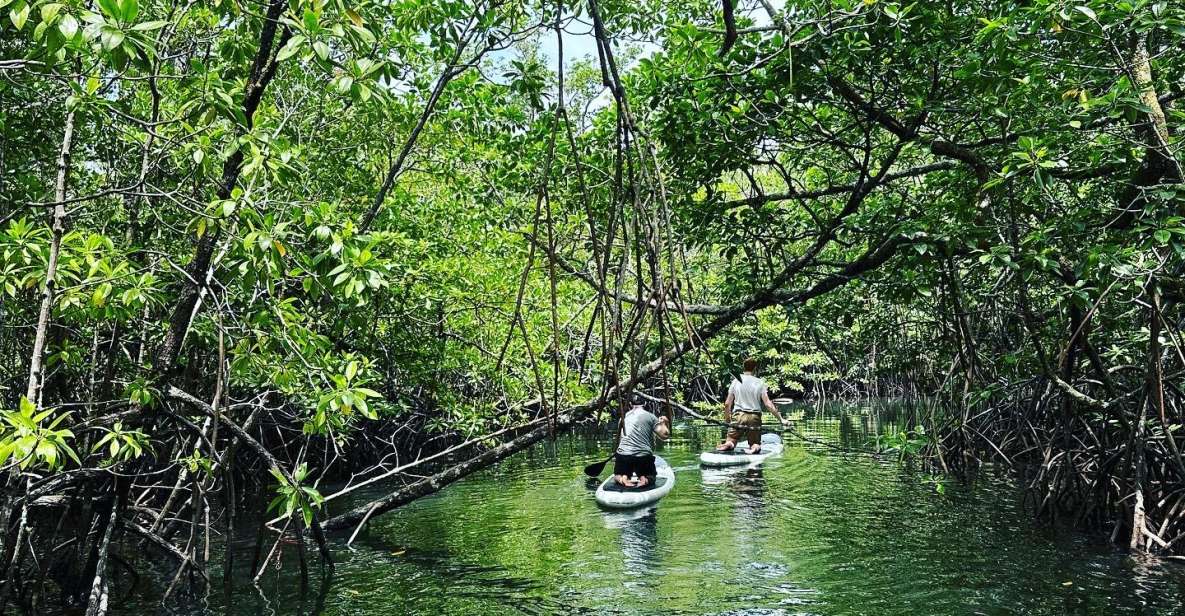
top-left (129, 401), bottom-right (1185, 615)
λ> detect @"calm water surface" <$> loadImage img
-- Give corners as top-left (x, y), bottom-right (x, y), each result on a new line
top-left (135, 402), bottom-right (1185, 615)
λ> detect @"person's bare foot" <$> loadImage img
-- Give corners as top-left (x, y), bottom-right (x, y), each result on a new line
top-left (746, 444), bottom-right (761, 455)
top-left (634, 476), bottom-right (650, 488)
top-left (716, 440), bottom-right (736, 451)
top-left (614, 474), bottom-right (636, 487)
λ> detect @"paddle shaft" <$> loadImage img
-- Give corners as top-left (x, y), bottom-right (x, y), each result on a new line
top-left (586, 373), bottom-right (632, 478)
top-left (583, 452), bottom-right (615, 478)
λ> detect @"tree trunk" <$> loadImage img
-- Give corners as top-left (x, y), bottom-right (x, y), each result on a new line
top-left (26, 105), bottom-right (76, 404)
top-left (149, 0), bottom-right (289, 384)
top-left (83, 502), bottom-right (118, 616)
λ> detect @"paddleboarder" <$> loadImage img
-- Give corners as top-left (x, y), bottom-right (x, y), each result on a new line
top-left (716, 358), bottom-right (786, 454)
top-left (613, 393), bottom-right (671, 489)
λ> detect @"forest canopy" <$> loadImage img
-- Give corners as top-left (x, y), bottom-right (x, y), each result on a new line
top-left (0, 0), bottom-right (1183, 611)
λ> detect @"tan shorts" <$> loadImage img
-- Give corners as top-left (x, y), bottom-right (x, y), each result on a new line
top-left (726, 411), bottom-right (762, 444)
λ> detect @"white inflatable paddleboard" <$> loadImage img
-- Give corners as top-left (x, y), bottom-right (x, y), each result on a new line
top-left (594, 456), bottom-right (675, 509)
top-left (699, 433), bottom-right (783, 467)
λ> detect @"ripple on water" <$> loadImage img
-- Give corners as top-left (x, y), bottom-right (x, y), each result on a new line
top-left (118, 407), bottom-right (1185, 616)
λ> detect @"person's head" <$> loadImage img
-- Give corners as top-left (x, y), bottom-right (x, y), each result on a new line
top-left (629, 391), bottom-right (646, 408)
top-left (743, 357), bottom-right (758, 374)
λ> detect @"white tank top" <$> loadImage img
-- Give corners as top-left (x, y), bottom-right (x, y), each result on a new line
top-left (729, 374), bottom-right (767, 412)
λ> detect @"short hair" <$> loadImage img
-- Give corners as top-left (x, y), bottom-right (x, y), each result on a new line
top-left (629, 391), bottom-right (645, 406)
top-left (743, 357), bottom-right (758, 372)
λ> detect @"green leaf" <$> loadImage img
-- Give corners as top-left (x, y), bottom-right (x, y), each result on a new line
top-left (36, 440), bottom-right (57, 467)
top-left (1034, 168), bottom-right (1049, 191)
top-left (276, 35), bottom-right (305, 61)
top-left (58, 13), bottom-right (77, 38)
top-left (99, 25), bottom-right (124, 50)
top-left (313, 40), bottom-right (329, 60)
top-left (130, 19), bottom-right (165, 31)
top-left (10, 3), bottom-right (31, 30)
top-left (302, 486), bottom-right (324, 505)
top-left (352, 24), bottom-right (374, 46)
top-left (40, 3), bottom-right (61, 23)
top-left (1075, 6), bottom-right (1097, 21)
top-left (118, 0), bottom-right (137, 22)
top-left (97, 0), bottom-right (119, 19)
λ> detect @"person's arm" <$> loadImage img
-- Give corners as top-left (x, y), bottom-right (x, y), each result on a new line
top-left (654, 416), bottom-right (670, 441)
top-left (763, 390), bottom-right (785, 425)
top-left (723, 390), bottom-right (735, 424)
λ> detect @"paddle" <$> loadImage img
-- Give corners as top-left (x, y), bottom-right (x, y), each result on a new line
top-left (583, 453), bottom-right (614, 478)
top-left (586, 375), bottom-right (629, 479)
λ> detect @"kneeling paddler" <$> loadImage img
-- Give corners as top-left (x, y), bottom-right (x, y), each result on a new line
top-left (613, 393), bottom-right (670, 489)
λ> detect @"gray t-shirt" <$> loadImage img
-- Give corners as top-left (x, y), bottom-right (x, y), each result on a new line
top-left (616, 407), bottom-right (659, 456)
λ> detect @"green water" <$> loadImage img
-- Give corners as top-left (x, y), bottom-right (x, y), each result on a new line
top-left (147, 402), bottom-right (1185, 614)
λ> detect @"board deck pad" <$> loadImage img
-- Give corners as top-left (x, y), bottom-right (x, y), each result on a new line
top-left (600, 476), bottom-right (669, 493)
top-left (699, 434), bottom-right (784, 467)
top-left (713, 446), bottom-right (767, 455)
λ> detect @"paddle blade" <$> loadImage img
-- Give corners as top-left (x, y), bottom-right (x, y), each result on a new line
top-left (583, 455), bottom-right (612, 478)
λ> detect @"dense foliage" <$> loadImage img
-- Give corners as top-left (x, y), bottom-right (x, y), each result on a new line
top-left (0, 0), bottom-right (1182, 611)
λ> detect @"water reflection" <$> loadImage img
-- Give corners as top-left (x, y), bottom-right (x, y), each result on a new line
top-left (115, 400), bottom-right (1185, 616)
top-left (702, 465), bottom-right (768, 529)
top-left (603, 507), bottom-right (660, 581)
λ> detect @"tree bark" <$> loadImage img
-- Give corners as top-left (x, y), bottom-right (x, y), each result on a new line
top-left (82, 501), bottom-right (118, 616)
top-left (150, 0), bottom-right (289, 383)
top-left (26, 105), bottom-right (76, 404)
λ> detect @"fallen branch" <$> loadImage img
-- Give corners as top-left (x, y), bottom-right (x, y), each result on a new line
top-left (321, 412), bottom-right (580, 530)
top-left (266, 415), bottom-right (551, 526)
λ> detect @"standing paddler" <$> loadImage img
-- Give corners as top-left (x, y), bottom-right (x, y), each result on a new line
top-left (715, 358), bottom-right (786, 454)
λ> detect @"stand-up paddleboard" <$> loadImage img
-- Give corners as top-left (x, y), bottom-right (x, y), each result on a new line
top-left (594, 456), bottom-right (675, 509)
top-left (699, 433), bottom-right (783, 467)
